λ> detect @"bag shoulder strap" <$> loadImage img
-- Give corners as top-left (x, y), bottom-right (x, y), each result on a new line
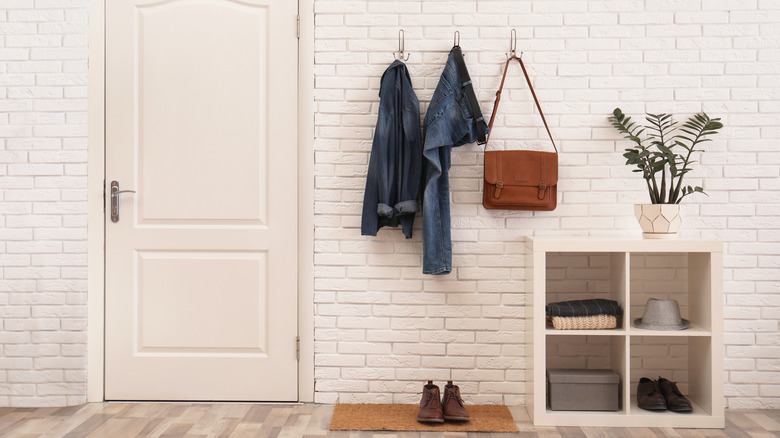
top-left (486, 56), bottom-right (558, 153)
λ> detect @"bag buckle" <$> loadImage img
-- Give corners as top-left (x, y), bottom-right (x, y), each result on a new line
top-left (538, 182), bottom-right (548, 199)
top-left (494, 180), bottom-right (503, 199)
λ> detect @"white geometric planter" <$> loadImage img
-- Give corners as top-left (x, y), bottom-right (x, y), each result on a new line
top-left (634, 204), bottom-right (682, 239)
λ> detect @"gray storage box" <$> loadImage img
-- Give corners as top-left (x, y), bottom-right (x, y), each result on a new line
top-left (547, 369), bottom-right (620, 411)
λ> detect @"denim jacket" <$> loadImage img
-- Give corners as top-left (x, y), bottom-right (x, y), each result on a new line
top-left (361, 60), bottom-right (423, 239)
top-left (422, 47), bottom-right (488, 274)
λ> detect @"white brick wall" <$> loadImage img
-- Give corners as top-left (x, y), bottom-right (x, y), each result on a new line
top-left (0, 0), bottom-right (88, 407)
top-left (1, 0), bottom-right (778, 410)
top-left (312, 0), bottom-right (780, 409)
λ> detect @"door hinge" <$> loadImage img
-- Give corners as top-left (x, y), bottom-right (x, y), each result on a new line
top-left (296, 14), bottom-right (300, 39)
top-left (296, 336), bottom-right (301, 360)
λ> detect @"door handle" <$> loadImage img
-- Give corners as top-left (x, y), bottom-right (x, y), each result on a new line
top-left (110, 180), bottom-right (136, 223)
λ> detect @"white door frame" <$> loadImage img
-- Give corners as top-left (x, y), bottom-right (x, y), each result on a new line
top-left (87, 0), bottom-right (314, 402)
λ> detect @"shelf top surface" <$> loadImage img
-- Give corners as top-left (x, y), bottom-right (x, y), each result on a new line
top-left (544, 325), bottom-right (712, 336)
top-left (528, 237), bottom-right (722, 253)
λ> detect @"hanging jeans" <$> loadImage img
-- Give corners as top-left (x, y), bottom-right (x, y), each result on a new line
top-left (422, 47), bottom-right (488, 274)
top-left (361, 60), bottom-right (423, 239)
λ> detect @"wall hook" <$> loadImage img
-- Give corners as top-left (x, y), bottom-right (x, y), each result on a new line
top-left (453, 30), bottom-right (460, 47)
top-left (506, 28), bottom-right (522, 60)
top-left (394, 29), bottom-right (410, 61)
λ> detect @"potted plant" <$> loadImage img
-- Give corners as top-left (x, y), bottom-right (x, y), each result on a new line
top-left (609, 108), bottom-right (723, 238)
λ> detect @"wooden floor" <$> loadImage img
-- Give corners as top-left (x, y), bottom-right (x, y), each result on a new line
top-left (0, 403), bottom-right (777, 438)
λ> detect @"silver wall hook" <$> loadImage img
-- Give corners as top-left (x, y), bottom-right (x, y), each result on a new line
top-left (453, 30), bottom-right (460, 47)
top-left (506, 28), bottom-right (522, 60)
top-left (394, 29), bottom-right (410, 61)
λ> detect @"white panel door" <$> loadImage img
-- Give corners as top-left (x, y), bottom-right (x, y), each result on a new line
top-left (105, 0), bottom-right (299, 401)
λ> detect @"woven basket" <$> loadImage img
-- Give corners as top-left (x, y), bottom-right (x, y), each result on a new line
top-left (550, 314), bottom-right (617, 330)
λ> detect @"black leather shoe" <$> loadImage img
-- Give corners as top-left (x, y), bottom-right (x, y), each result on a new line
top-left (637, 377), bottom-right (667, 410)
top-left (658, 377), bottom-right (693, 413)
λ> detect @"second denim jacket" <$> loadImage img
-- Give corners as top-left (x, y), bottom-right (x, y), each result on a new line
top-left (422, 47), bottom-right (488, 275)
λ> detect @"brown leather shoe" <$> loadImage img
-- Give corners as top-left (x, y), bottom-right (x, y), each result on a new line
top-left (442, 380), bottom-right (470, 421)
top-left (658, 377), bottom-right (693, 413)
top-left (416, 381), bottom-right (444, 423)
top-left (637, 377), bottom-right (667, 410)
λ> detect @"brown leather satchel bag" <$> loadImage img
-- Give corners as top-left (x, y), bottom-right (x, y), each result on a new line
top-left (483, 55), bottom-right (558, 211)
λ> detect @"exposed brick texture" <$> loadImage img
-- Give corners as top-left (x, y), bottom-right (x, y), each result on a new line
top-left (0, 0), bottom-right (88, 407)
top-left (311, 0), bottom-right (780, 410)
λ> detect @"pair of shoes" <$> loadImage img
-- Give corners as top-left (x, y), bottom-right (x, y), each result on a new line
top-left (416, 380), bottom-right (470, 423)
top-left (636, 377), bottom-right (693, 413)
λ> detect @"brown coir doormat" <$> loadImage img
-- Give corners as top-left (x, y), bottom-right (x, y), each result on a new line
top-left (329, 404), bottom-right (519, 432)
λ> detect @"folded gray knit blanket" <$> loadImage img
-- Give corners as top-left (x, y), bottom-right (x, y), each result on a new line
top-left (546, 299), bottom-right (623, 317)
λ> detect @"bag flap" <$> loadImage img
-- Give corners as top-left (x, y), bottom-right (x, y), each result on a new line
top-left (484, 150), bottom-right (558, 186)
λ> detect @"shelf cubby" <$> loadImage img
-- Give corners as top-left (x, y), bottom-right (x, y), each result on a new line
top-left (630, 336), bottom-right (715, 417)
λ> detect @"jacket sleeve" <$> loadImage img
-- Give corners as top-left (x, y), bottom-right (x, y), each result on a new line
top-left (360, 138), bottom-right (380, 235)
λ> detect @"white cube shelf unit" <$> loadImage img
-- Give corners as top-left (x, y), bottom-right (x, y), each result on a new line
top-left (526, 237), bottom-right (724, 428)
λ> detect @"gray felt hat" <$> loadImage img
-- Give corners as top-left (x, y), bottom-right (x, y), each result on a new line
top-left (633, 298), bottom-right (690, 331)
